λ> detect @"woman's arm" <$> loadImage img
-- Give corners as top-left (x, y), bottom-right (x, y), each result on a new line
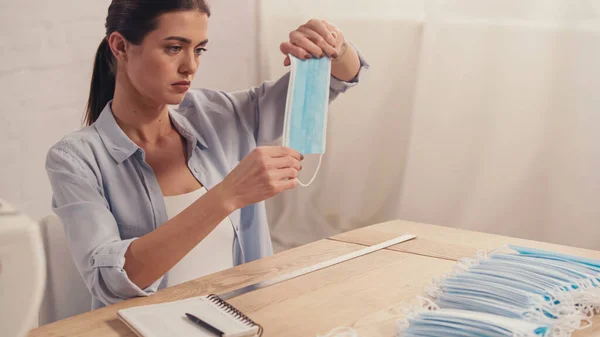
top-left (123, 185), bottom-right (233, 289)
top-left (331, 40), bottom-right (362, 82)
top-left (125, 145), bottom-right (302, 288)
top-left (47, 142), bottom-right (302, 299)
top-left (46, 144), bottom-right (162, 305)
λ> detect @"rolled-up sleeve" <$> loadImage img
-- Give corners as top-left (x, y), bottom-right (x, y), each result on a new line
top-left (45, 142), bottom-right (163, 306)
top-left (226, 41), bottom-right (370, 146)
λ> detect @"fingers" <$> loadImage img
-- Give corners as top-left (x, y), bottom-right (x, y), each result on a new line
top-left (257, 146), bottom-right (303, 161)
top-left (272, 156), bottom-right (302, 171)
top-left (297, 27), bottom-right (338, 58)
top-left (323, 21), bottom-right (342, 41)
top-left (277, 176), bottom-right (298, 191)
top-left (304, 19), bottom-right (337, 46)
top-left (281, 19), bottom-right (341, 63)
top-left (272, 167), bottom-right (299, 181)
top-left (289, 31), bottom-right (322, 58)
top-left (280, 41), bottom-right (311, 60)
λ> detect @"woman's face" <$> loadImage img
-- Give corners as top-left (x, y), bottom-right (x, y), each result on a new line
top-left (120, 10), bottom-right (209, 106)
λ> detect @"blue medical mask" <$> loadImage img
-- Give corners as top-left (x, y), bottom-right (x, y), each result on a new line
top-left (472, 260), bottom-right (573, 290)
top-left (439, 295), bottom-right (540, 320)
top-left (437, 277), bottom-right (547, 308)
top-left (283, 55), bottom-right (331, 186)
top-left (510, 245), bottom-right (600, 271)
top-left (442, 273), bottom-right (548, 300)
top-left (433, 275), bottom-right (573, 321)
top-left (398, 308), bottom-right (571, 337)
top-left (490, 253), bottom-right (600, 288)
top-left (467, 264), bottom-right (567, 291)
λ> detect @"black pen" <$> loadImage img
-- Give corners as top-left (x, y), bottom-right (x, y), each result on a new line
top-left (185, 312), bottom-right (225, 336)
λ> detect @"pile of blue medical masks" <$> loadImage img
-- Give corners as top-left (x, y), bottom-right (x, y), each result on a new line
top-left (397, 246), bottom-right (600, 337)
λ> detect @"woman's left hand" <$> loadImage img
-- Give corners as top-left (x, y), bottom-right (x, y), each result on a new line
top-left (280, 19), bottom-right (345, 66)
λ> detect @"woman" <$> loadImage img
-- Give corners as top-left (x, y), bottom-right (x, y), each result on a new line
top-left (46, 0), bottom-right (367, 309)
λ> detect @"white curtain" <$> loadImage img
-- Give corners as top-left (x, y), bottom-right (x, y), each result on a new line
top-left (259, 0), bottom-right (600, 252)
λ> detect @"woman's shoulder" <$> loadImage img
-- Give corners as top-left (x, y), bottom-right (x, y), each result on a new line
top-left (49, 124), bottom-right (99, 153)
top-left (45, 125), bottom-right (104, 172)
top-left (179, 87), bottom-right (237, 112)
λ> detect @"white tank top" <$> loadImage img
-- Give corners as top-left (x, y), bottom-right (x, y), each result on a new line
top-left (163, 187), bottom-right (234, 287)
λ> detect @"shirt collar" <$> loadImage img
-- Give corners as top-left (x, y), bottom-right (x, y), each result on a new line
top-left (168, 107), bottom-right (209, 150)
top-left (94, 102), bottom-right (209, 164)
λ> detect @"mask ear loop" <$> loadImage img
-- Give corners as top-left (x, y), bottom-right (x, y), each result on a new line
top-left (296, 154), bottom-right (323, 187)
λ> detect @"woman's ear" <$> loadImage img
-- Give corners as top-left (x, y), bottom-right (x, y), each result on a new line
top-left (108, 32), bottom-right (129, 62)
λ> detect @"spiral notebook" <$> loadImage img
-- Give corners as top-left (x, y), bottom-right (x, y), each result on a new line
top-left (117, 294), bottom-right (263, 337)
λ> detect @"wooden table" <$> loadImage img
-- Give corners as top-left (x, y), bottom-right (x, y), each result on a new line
top-left (29, 220), bottom-right (600, 337)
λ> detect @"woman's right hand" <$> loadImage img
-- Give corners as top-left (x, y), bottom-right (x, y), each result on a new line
top-left (217, 146), bottom-right (303, 210)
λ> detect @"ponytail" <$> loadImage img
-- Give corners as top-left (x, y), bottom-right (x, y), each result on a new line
top-left (84, 38), bottom-right (116, 126)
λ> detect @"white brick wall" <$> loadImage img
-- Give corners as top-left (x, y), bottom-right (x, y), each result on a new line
top-left (0, 0), bottom-right (258, 221)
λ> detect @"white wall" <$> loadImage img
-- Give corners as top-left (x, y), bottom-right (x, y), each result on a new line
top-left (0, 0), bottom-right (258, 221)
top-left (260, 0), bottom-right (600, 252)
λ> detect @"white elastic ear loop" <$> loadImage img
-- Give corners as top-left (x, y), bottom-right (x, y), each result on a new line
top-left (296, 154), bottom-right (324, 187)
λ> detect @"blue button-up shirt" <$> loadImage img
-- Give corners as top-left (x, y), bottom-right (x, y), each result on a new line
top-left (45, 52), bottom-right (368, 309)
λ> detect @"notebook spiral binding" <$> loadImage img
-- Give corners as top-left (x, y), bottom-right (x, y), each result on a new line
top-left (207, 294), bottom-right (264, 336)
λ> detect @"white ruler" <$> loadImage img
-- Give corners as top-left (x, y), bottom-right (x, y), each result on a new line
top-left (218, 234), bottom-right (417, 300)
